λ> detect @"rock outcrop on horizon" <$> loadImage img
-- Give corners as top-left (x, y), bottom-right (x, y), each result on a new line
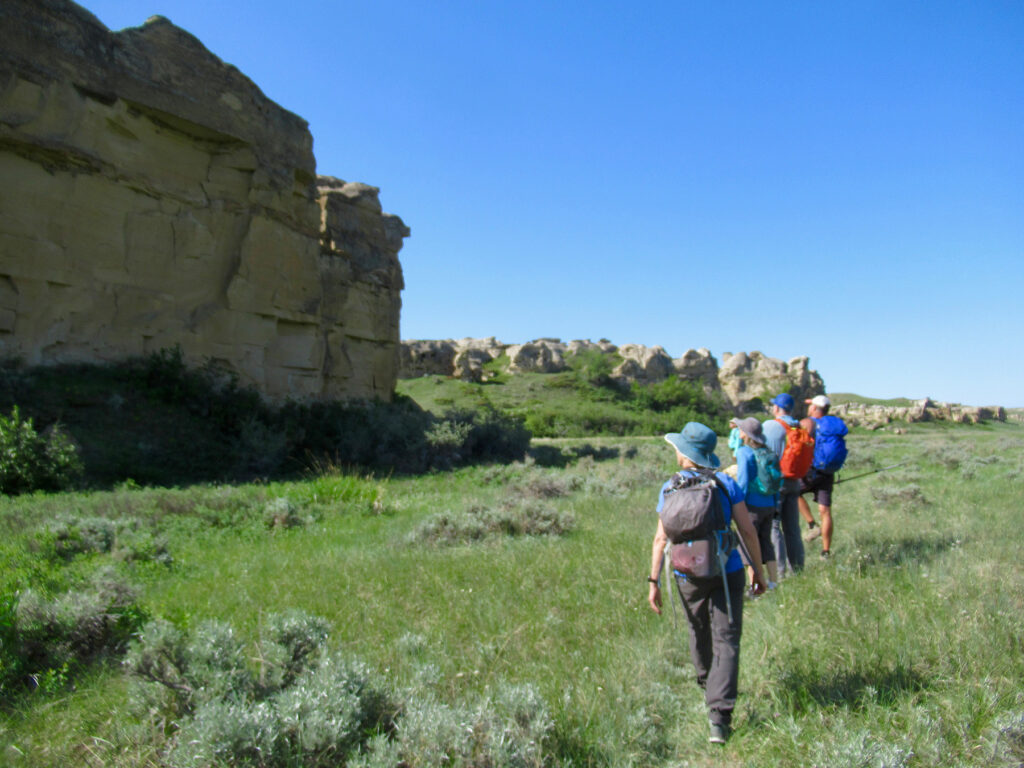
top-left (398, 337), bottom-right (826, 415)
top-left (0, 0), bottom-right (408, 400)
top-left (831, 399), bottom-right (1006, 429)
top-left (399, 338), bottom-right (1007, 425)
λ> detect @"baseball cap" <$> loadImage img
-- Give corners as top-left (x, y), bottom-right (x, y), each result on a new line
top-left (770, 393), bottom-right (795, 411)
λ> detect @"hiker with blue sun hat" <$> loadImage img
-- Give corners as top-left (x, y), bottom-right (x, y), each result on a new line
top-left (647, 421), bottom-right (767, 744)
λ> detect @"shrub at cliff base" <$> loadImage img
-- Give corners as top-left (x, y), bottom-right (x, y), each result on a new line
top-left (0, 406), bottom-right (83, 494)
top-left (0, 350), bottom-right (531, 486)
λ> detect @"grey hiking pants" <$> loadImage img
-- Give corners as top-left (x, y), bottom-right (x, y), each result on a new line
top-left (775, 479), bottom-right (805, 573)
top-left (674, 567), bottom-right (746, 727)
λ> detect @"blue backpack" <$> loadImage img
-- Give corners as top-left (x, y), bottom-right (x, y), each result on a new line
top-left (751, 445), bottom-right (783, 495)
top-left (812, 415), bottom-right (848, 473)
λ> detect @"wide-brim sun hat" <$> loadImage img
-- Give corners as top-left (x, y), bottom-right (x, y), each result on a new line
top-left (664, 421), bottom-right (721, 468)
top-left (729, 416), bottom-right (766, 446)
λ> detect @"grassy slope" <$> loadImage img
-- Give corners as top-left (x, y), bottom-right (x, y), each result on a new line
top-left (2, 422), bottom-right (1024, 766)
top-left (396, 370), bottom-right (733, 438)
top-left (827, 392), bottom-right (921, 407)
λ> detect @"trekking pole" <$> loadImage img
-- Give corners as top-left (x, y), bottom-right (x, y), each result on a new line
top-left (835, 461), bottom-right (910, 485)
top-left (663, 542), bottom-right (678, 631)
top-left (731, 530), bottom-right (757, 606)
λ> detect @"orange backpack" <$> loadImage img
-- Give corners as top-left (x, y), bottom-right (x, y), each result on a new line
top-left (776, 419), bottom-right (815, 479)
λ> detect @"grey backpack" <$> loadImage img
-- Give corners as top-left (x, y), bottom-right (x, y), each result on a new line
top-left (659, 470), bottom-right (737, 584)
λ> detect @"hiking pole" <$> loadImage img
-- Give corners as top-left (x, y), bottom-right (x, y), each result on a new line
top-left (663, 542), bottom-right (678, 631)
top-left (835, 461), bottom-right (910, 485)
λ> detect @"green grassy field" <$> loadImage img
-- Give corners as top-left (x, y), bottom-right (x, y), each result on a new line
top-left (2, 423), bottom-right (1023, 766)
top-left (396, 367), bottom-right (732, 439)
top-left (827, 393), bottom-right (922, 408)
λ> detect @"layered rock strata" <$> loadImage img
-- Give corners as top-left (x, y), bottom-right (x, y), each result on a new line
top-left (0, 0), bottom-right (408, 400)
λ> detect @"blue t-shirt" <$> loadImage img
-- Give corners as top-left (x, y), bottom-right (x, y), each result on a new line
top-left (761, 415), bottom-right (797, 459)
top-left (735, 444), bottom-right (778, 509)
top-left (657, 470), bottom-right (744, 573)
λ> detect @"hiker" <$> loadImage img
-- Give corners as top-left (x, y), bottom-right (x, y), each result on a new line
top-left (647, 422), bottom-right (767, 744)
top-left (730, 417), bottom-right (780, 589)
top-left (797, 395), bottom-right (848, 558)
top-left (722, 425), bottom-right (743, 479)
top-left (761, 393), bottom-right (810, 574)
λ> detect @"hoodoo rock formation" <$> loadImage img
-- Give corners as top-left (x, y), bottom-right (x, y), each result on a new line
top-left (0, 0), bottom-right (408, 400)
top-left (398, 338), bottom-right (826, 415)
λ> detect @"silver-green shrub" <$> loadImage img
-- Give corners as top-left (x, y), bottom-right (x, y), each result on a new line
top-left (42, 514), bottom-right (171, 563)
top-left (411, 501), bottom-right (575, 545)
top-left (127, 611), bottom-right (394, 767)
top-left (356, 683), bottom-right (553, 767)
top-left (11, 568), bottom-right (144, 692)
top-left (258, 610), bottom-right (331, 691)
top-left (262, 497), bottom-right (308, 529)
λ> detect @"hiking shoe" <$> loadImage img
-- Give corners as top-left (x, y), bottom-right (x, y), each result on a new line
top-left (820, 550), bottom-right (831, 559)
top-left (804, 525), bottom-right (821, 542)
top-left (709, 722), bottom-right (730, 744)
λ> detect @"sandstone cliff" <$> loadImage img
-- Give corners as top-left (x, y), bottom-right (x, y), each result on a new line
top-left (0, 0), bottom-right (408, 400)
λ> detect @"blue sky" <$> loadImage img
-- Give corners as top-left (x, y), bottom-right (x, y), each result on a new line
top-left (84, 1), bottom-right (1023, 406)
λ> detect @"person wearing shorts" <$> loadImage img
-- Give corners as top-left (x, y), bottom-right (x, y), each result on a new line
top-left (797, 395), bottom-right (846, 557)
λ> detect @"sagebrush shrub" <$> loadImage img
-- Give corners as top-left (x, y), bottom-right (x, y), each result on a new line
top-left (258, 610), bottom-right (331, 691)
top-left (5, 569), bottom-right (146, 694)
top-left (263, 497), bottom-right (307, 529)
top-left (127, 611), bottom-right (393, 768)
top-left (411, 500), bottom-right (575, 545)
top-left (353, 683), bottom-right (553, 768)
top-left (41, 514), bottom-right (171, 563)
top-left (0, 406), bottom-right (82, 494)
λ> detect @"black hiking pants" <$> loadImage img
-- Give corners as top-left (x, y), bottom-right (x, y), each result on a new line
top-left (674, 567), bottom-right (746, 727)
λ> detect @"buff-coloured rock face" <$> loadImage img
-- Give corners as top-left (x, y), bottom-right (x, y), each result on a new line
top-left (831, 400), bottom-right (1006, 429)
top-left (0, 0), bottom-right (408, 401)
top-left (717, 351), bottom-right (825, 414)
top-left (615, 344), bottom-right (674, 383)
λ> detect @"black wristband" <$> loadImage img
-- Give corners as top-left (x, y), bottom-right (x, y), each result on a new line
top-left (647, 577), bottom-right (659, 585)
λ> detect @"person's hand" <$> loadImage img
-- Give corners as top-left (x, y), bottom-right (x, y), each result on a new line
top-left (648, 583), bottom-right (662, 614)
top-left (750, 573), bottom-right (768, 596)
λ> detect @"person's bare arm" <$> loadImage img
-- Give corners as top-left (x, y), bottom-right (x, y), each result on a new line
top-left (732, 501), bottom-right (767, 595)
top-left (648, 519), bottom-right (668, 614)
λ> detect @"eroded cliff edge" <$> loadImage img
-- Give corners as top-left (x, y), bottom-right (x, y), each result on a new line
top-left (0, 0), bottom-right (409, 400)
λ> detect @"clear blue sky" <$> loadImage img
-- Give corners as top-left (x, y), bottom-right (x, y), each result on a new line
top-left (84, 1), bottom-right (1023, 406)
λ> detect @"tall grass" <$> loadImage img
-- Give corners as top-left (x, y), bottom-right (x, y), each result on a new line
top-left (1, 425), bottom-right (1022, 766)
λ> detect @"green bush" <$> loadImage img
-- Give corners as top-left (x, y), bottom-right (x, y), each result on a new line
top-left (567, 348), bottom-right (620, 389)
top-left (0, 406), bottom-right (82, 494)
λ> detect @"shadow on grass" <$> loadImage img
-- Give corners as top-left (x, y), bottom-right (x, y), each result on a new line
top-left (776, 658), bottom-right (928, 713)
top-left (528, 443), bottom-right (637, 468)
top-left (850, 532), bottom-right (962, 570)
